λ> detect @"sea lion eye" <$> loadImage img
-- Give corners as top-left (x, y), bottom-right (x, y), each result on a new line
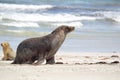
top-left (65, 27), bottom-right (70, 32)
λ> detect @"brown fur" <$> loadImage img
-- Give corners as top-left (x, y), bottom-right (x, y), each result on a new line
top-left (1, 42), bottom-right (16, 60)
top-left (12, 25), bottom-right (75, 64)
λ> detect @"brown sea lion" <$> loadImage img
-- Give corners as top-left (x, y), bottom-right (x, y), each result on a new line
top-left (12, 25), bottom-right (75, 64)
top-left (1, 42), bottom-right (16, 60)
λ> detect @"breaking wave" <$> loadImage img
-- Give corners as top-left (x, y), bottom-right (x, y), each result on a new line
top-left (0, 3), bottom-right (53, 12)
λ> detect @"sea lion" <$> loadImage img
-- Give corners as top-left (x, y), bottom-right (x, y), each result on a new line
top-left (1, 42), bottom-right (16, 60)
top-left (12, 25), bottom-right (75, 64)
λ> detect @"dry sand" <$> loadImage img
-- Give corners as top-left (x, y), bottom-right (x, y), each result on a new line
top-left (0, 53), bottom-right (120, 80)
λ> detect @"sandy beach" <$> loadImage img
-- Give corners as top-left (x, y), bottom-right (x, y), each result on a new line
top-left (0, 53), bottom-right (120, 80)
top-left (0, 0), bottom-right (120, 80)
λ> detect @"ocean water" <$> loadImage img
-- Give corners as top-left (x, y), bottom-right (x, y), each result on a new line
top-left (0, 0), bottom-right (120, 54)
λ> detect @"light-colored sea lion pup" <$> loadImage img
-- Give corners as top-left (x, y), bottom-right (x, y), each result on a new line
top-left (1, 42), bottom-right (16, 60)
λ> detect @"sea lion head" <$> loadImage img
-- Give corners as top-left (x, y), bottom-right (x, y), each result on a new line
top-left (1, 42), bottom-right (10, 48)
top-left (52, 25), bottom-right (75, 34)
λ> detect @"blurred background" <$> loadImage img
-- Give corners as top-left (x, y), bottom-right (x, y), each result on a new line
top-left (0, 0), bottom-right (120, 53)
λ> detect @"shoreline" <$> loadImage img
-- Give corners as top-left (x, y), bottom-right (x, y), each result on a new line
top-left (0, 52), bottom-right (120, 65)
top-left (0, 53), bottom-right (120, 80)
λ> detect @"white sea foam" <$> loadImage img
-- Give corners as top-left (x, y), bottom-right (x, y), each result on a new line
top-left (97, 11), bottom-right (120, 23)
top-left (7, 30), bottom-right (25, 33)
top-left (1, 22), bottom-right (39, 27)
top-left (53, 22), bottom-right (83, 28)
top-left (112, 17), bottom-right (120, 22)
top-left (108, 15), bottom-right (120, 23)
top-left (0, 3), bottom-right (53, 11)
top-left (6, 30), bottom-right (48, 37)
top-left (1, 13), bottom-right (97, 22)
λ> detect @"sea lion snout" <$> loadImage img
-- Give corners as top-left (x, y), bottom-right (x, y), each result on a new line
top-left (67, 26), bottom-right (75, 33)
top-left (69, 26), bottom-right (75, 31)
